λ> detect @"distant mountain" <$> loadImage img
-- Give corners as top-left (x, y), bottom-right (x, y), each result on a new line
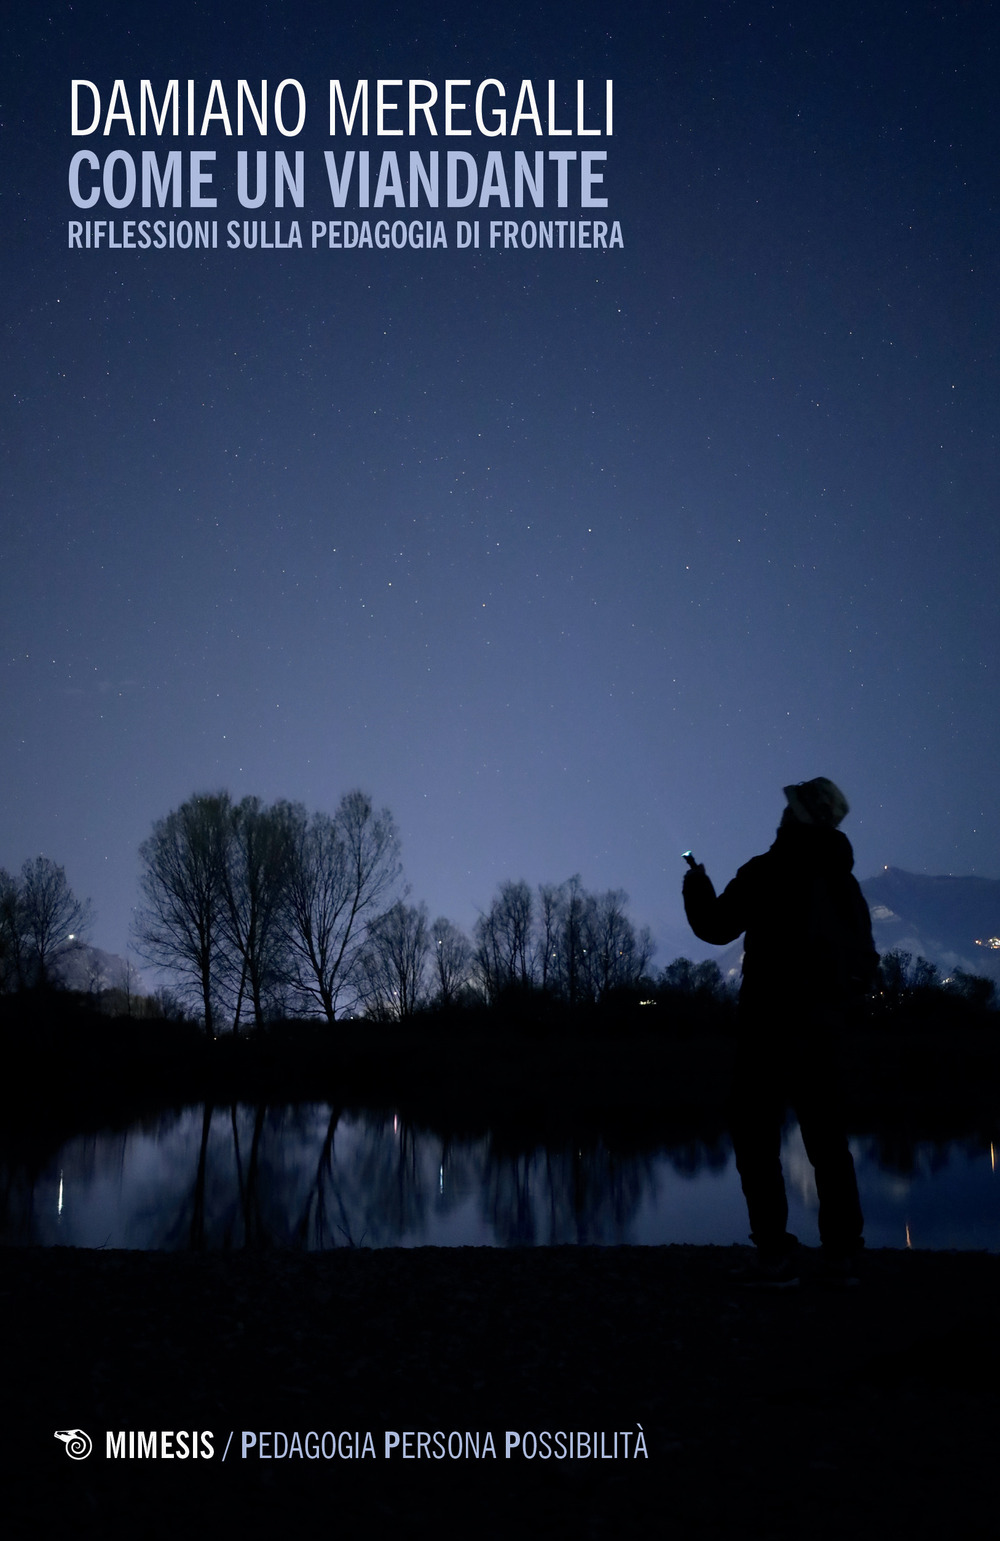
top-left (860, 867), bottom-right (1000, 984)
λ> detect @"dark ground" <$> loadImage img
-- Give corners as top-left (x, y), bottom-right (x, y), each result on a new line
top-left (4, 1243), bottom-right (999, 1539)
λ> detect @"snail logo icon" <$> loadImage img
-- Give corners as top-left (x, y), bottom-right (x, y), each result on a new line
top-left (54, 1429), bottom-right (93, 1460)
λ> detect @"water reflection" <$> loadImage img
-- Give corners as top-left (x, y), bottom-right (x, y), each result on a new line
top-left (2, 1106), bottom-right (999, 1252)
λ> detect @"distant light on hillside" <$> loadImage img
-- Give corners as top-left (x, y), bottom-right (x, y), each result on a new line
top-left (975, 937), bottom-right (1000, 950)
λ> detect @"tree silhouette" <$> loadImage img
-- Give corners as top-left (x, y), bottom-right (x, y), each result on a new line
top-left (660, 958), bottom-right (727, 999)
top-left (430, 916), bottom-right (474, 1007)
top-left (134, 793), bottom-right (231, 1036)
top-left (0, 868), bottom-right (25, 991)
top-left (358, 901), bottom-right (430, 1020)
top-left (472, 875), bottom-right (655, 1007)
top-left (14, 856), bottom-right (93, 988)
top-left (554, 875), bottom-right (589, 1006)
top-left (580, 887), bottom-right (654, 1001)
top-left (281, 791), bottom-right (402, 1021)
top-left (220, 797), bottom-right (295, 1029)
top-left (474, 879), bottom-right (535, 1002)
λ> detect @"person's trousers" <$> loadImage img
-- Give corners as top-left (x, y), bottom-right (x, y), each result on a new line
top-left (729, 1005), bottom-right (863, 1256)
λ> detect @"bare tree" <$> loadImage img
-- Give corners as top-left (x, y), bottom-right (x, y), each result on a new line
top-left (112, 955), bottom-right (146, 1019)
top-left (282, 791), bottom-right (402, 1021)
top-left (581, 888), bottom-right (654, 1000)
top-left (220, 797), bottom-right (295, 1030)
top-left (536, 883), bottom-right (564, 992)
top-left (554, 875), bottom-right (589, 1007)
top-left (430, 916), bottom-right (473, 1007)
top-left (133, 793), bottom-right (231, 1036)
top-left (537, 877), bottom-right (655, 1005)
top-left (17, 856), bottom-right (93, 988)
top-left (474, 880), bottom-right (536, 1003)
top-left (0, 868), bottom-right (24, 992)
top-left (358, 901), bottom-right (430, 1020)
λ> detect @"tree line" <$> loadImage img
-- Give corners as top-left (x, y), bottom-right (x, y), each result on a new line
top-left (6, 788), bottom-right (996, 1034)
top-left (0, 857), bottom-right (94, 992)
top-left (130, 788), bottom-right (662, 1033)
top-left (133, 790), bottom-right (400, 1033)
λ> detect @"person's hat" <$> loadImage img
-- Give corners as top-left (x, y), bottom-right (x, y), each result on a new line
top-left (783, 777), bottom-right (849, 827)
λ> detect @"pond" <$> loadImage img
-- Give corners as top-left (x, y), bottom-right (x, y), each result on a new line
top-left (5, 1105), bottom-right (999, 1252)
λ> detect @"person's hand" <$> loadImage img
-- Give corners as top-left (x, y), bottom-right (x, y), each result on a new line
top-left (682, 861), bottom-right (708, 895)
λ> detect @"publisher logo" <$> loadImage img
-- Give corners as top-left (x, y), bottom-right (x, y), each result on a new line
top-left (54, 1429), bottom-right (93, 1460)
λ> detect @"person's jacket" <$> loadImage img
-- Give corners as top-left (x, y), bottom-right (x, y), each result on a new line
top-left (683, 821), bottom-right (879, 1005)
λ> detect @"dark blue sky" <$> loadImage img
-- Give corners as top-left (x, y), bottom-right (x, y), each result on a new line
top-left (3, 1), bottom-right (998, 964)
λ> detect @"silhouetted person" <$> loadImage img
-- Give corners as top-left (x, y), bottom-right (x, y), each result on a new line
top-left (683, 778), bottom-right (879, 1286)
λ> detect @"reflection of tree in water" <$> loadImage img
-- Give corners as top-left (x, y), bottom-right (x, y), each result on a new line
top-left (229, 1110), bottom-right (483, 1248)
top-left (285, 1107), bottom-right (427, 1249)
top-left (140, 1104), bottom-right (341, 1250)
top-left (1, 1113), bottom-right (179, 1246)
top-left (664, 1135), bottom-right (731, 1178)
top-left (0, 1157), bottom-right (37, 1243)
top-left (435, 1136), bottom-right (489, 1220)
top-left (292, 1105), bottom-right (343, 1248)
top-left (483, 1151), bottom-right (537, 1245)
top-left (325, 1114), bottom-right (431, 1245)
top-left (0, 1134), bottom-right (75, 1244)
top-left (148, 1105), bottom-right (243, 1250)
top-left (856, 1131), bottom-right (970, 1180)
top-left (226, 1105), bottom-right (349, 1248)
top-left (9, 1107), bottom-right (997, 1251)
top-left (482, 1142), bottom-right (656, 1246)
top-left (0, 1124), bottom-right (709, 1248)
top-left (144, 1107), bottom-right (444, 1250)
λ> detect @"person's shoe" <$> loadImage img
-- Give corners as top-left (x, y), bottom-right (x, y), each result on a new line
top-left (728, 1251), bottom-right (801, 1289)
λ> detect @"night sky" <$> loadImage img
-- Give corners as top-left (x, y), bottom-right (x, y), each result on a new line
top-left (3, 1), bottom-right (998, 968)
